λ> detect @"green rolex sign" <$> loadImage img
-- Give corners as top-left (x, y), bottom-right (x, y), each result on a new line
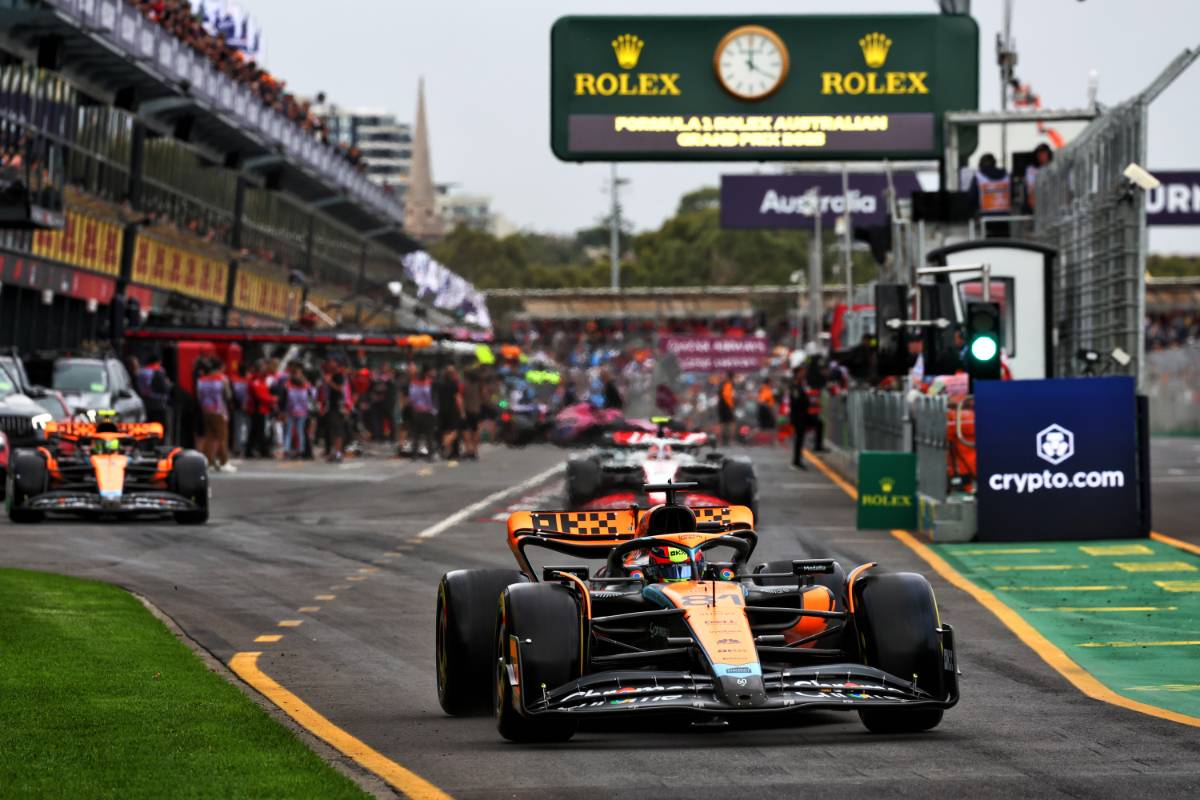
top-left (551, 14), bottom-right (979, 161)
top-left (856, 451), bottom-right (918, 530)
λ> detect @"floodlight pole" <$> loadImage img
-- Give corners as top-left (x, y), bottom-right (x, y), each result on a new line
top-left (840, 163), bottom-right (853, 310)
top-left (609, 163), bottom-right (626, 290)
top-left (807, 187), bottom-right (823, 346)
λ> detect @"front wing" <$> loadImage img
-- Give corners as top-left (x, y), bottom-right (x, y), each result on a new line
top-left (518, 627), bottom-right (959, 719)
top-left (25, 489), bottom-right (198, 514)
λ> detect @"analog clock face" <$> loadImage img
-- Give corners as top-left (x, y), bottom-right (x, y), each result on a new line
top-left (714, 25), bottom-right (790, 101)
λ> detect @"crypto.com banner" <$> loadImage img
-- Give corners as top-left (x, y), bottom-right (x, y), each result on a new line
top-left (658, 335), bottom-right (769, 373)
top-left (975, 377), bottom-right (1140, 541)
top-left (720, 171), bottom-right (921, 229)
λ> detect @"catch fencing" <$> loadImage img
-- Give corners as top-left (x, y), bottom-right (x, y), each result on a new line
top-left (1033, 48), bottom-right (1199, 384)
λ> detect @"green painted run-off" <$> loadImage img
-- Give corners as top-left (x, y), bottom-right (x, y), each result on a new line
top-left (934, 539), bottom-right (1200, 720)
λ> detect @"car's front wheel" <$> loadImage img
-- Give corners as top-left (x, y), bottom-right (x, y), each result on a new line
top-left (171, 450), bottom-right (209, 525)
top-left (6, 450), bottom-right (46, 523)
top-left (436, 568), bottom-right (526, 715)
top-left (494, 582), bottom-right (580, 743)
top-left (853, 572), bottom-right (946, 733)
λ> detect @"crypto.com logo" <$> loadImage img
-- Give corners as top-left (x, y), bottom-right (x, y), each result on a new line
top-left (1036, 424), bottom-right (1075, 466)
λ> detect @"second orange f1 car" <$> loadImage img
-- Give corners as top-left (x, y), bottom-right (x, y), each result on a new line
top-left (5, 414), bottom-right (209, 524)
top-left (436, 482), bottom-right (958, 742)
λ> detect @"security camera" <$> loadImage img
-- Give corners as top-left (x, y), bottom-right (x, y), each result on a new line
top-left (1123, 163), bottom-right (1161, 191)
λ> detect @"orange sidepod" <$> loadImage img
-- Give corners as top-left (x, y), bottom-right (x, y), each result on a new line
top-left (37, 446), bottom-right (61, 481)
top-left (153, 447), bottom-right (182, 483)
top-left (784, 585), bottom-right (835, 647)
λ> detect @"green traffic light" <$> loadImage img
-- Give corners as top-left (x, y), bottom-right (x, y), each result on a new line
top-left (970, 334), bottom-right (999, 363)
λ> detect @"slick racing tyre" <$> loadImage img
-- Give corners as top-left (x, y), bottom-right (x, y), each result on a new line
top-left (6, 449), bottom-right (46, 523)
top-left (495, 582), bottom-right (580, 743)
top-left (437, 569), bottom-right (527, 715)
top-left (718, 457), bottom-right (758, 521)
top-left (565, 455), bottom-right (602, 509)
top-left (170, 450), bottom-right (209, 525)
top-left (853, 572), bottom-right (945, 733)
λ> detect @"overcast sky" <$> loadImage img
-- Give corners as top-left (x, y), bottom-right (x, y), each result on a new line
top-left (246, 0), bottom-right (1199, 252)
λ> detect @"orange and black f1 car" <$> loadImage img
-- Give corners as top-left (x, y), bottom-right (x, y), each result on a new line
top-left (5, 417), bottom-right (209, 524)
top-left (435, 482), bottom-right (959, 742)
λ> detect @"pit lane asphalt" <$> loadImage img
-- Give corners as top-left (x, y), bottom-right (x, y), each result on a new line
top-left (1151, 436), bottom-right (1200, 547)
top-left (2, 445), bottom-right (1198, 799)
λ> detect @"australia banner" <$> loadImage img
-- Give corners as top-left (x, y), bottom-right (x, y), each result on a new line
top-left (720, 171), bottom-right (922, 229)
top-left (658, 335), bottom-right (770, 373)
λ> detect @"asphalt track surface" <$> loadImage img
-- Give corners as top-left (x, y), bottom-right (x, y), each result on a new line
top-left (1151, 436), bottom-right (1200, 547)
top-left (3, 444), bottom-right (1199, 799)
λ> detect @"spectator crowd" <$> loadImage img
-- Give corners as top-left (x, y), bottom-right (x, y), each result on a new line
top-left (129, 0), bottom-right (366, 173)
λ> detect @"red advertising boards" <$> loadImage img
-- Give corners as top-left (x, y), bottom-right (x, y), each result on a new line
top-left (658, 335), bottom-right (769, 372)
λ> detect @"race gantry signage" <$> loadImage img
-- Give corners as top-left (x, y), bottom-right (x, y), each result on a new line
top-left (551, 15), bottom-right (978, 161)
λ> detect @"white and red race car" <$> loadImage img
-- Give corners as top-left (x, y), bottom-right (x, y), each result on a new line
top-left (564, 421), bottom-right (757, 520)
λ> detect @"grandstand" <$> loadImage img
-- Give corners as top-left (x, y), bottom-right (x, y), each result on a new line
top-left (0, 0), bottom-right (486, 353)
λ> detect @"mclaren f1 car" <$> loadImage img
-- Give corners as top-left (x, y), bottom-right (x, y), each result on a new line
top-left (435, 482), bottom-right (959, 742)
top-left (5, 414), bottom-right (209, 524)
top-left (565, 419), bottom-right (757, 518)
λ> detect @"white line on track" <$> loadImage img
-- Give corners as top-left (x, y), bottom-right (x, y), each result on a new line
top-left (417, 462), bottom-right (566, 539)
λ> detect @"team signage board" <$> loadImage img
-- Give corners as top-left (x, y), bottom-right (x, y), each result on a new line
top-left (720, 171), bottom-right (922, 228)
top-left (658, 335), bottom-right (769, 372)
top-left (856, 451), bottom-right (917, 530)
top-left (1146, 170), bottom-right (1200, 225)
top-left (975, 377), bottom-right (1141, 541)
top-left (551, 15), bottom-right (978, 161)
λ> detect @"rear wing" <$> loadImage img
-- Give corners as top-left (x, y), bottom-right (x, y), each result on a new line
top-left (610, 430), bottom-right (710, 448)
top-left (506, 505), bottom-right (755, 576)
top-left (44, 421), bottom-right (164, 441)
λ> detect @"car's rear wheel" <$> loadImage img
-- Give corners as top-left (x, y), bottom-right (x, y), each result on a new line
top-left (853, 572), bottom-right (945, 733)
top-left (719, 458), bottom-right (757, 521)
top-left (436, 568), bottom-right (526, 715)
top-left (171, 450), bottom-right (209, 525)
top-left (495, 583), bottom-right (580, 743)
top-left (565, 455), bottom-right (602, 508)
top-left (7, 450), bottom-right (46, 523)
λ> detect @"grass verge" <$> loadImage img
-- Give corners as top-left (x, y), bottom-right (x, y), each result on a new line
top-left (0, 568), bottom-right (368, 799)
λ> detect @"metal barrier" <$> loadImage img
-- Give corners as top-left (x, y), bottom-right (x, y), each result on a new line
top-left (824, 389), bottom-right (952, 504)
top-left (912, 395), bottom-right (950, 502)
top-left (1034, 47), bottom-right (1199, 384)
top-left (858, 390), bottom-right (910, 452)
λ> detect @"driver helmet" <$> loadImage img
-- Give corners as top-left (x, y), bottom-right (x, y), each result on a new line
top-left (645, 544), bottom-right (703, 583)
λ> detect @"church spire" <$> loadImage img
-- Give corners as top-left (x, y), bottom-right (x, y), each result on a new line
top-left (404, 77), bottom-right (444, 242)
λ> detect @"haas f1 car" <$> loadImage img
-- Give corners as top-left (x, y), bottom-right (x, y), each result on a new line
top-left (565, 421), bottom-right (756, 518)
top-left (436, 483), bottom-right (959, 742)
top-left (5, 415), bottom-right (209, 524)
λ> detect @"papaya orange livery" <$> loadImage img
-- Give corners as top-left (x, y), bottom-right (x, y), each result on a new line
top-left (6, 418), bottom-right (208, 525)
top-left (440, 483), bottom-right (958, 742)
